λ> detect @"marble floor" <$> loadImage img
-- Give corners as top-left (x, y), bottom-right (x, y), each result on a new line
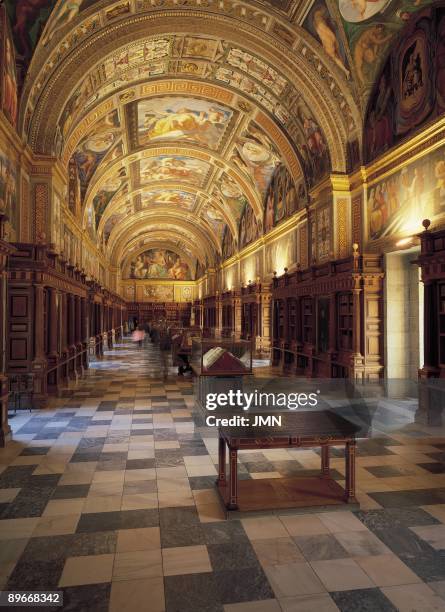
top-left (1, 339), bottom-right (445, 612)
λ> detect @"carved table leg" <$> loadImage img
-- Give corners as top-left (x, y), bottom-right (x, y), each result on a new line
top-left (345, 440), bottom-right (357, 503)
top-left (227, 447), bottom-right (239, 510)
top-left (321, 445), bottom-right (330, 478)
top-left (217, 435), bottom-right (226, 486)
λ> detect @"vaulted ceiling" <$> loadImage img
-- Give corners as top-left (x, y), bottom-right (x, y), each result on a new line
top-left (5, 0), bottom-right (430, 278)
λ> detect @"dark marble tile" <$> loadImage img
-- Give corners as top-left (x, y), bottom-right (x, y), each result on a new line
top-left (208, 540), bottom-right (260, 571)
top-left (77, 437), bottom-right (105, 449)
top-left (330, 588), bottom-right (398, 611)
top-left (357, 441), bottom-right (396, 457)
top-left (161, 524), bottom-right (206, 548)
top-left (52, 484), bottom-right (91, 499)
top-left (20, 446), bottom-right (51, 456)
top-left (418, 462), bottom-right (445, 474)
top-left (243, 461), bottom-right (277, 473)
top-left (189, 476), bottom-right (218, 490)
top-left (23, 531), bottom-right (117, 561)
top-left (61, 583), bottom-right (111, 612)
top-left (129, 429), bottom-right (153, 436)
top-left (0, 465), bottom-right (36, 488)
top-left (178, 445), bottom-right (208, 456)
top-left (368, 488), bottom-right (445, 508)
top-left (1, 485), bottom-right (56, 519)
top-left (7, 558), bottom-right (65, 590)
top-left (29, 474), bottom-right (61, 488)
top-left (425, 452), bottom-right (445, 463)
top-left (399, 550), bottom-right (445, 582)
top-left (294, 534), bottom-right (349, 561)
top-left (365, 465), bottom-right (416, 478)
top-left (373, 527), bottom-right (435, 557)
top-left (76, 509), bottom-right (159, 533)
top-left (213, 566), bottom-right (274, 604)
top-left (154, 429), bottom-right (178, 441)
top-left (126, 458), bottom-right (155, 470)
top-left (203, 521), bottom-right (248, 545)
top-left (160, 506), bottom-right (200, 529)
top-left (355, 508), bottom-right (441, 531)
top-left (164, 572), bottom-right (222, 612)
top-left (70, 451), bottom-right (102, 462)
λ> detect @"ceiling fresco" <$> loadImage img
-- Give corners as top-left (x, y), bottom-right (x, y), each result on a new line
top-left (7, 0), bottom-right (436, 275)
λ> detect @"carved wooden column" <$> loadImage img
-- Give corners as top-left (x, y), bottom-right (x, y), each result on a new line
top-left (107, 304), bottom-right (113, 350)
top-left (59, 292), bottom-right (68, 382)
top-left (75, 295), bottom-right (83, 375)
top-left (67, 294), bottom-right (78, 379)
top-left (32, 283), bottom-right (48, 407)
top-left (0, 214), bottom-right (14, 446)
top-left (259, 285), bottom-right (272, 358)
top-left (215, 292), bottom-right (222, 335)
top-left (327, 288), bottom-right (337, 377)
top-left (234, 293), bottom-right (242, 337)
top-left (80, 297), bottom-right (89, 370)
top-left (47, 287), bottom-right (60, 394)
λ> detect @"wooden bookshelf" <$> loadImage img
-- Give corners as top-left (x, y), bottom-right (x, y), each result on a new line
top-left (302, 297), bottom-right (313, 344)
top-left (338, 292), bottom-right (353, 351)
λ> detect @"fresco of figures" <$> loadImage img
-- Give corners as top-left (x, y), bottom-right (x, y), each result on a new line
top-left (0, 150), bottom-right (17, 231)
top-left (72, 111), bottom-right (121, 199)
top-left (239, 203), bottom-right (260, 249)
top-left (303, 0), bottom-right (350, 79)
top-left (264, 164), bottom-right (307, 233)
top-left (0, 7), bottom-right (18, 127)
top-left (341, 0), bottom-right (435, 91)
top-left (4, 0), bottom-right (104, 62)
top-left (135, 97), bottom-right (233, 149)
top-left (293, 100), bottom-right (330, 187)
top-left (203, 204), bottom-right (226, 242)
top-left (128, 249), bottom-right (192, 280)
top-left (232, 123), bottom-right (280, 198)
top-left (216, 174), bottom-right (247, 223)
top-left (139, 156), bottom-right (210, 188)
top-left (143, 285), bottom-right (174, 301)
top-left (221, 225), bottom-right (236, 260)
top-left (367, 143), bottom-right (445, 240)
top-left (365, 6), bottom-right (445, 162)
top-left (140, 190), bottom-right (195, 210)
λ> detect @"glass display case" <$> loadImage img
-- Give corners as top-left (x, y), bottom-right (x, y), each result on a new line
top-left (190, 338), bottom-right (252, 376)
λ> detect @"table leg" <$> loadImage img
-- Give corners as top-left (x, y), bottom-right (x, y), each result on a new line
top-left (345, 440), bottom-right (357, 503)
top-left (217, 436), bottom-right (226, 486)
top-left (227, 447), bottom-right (239, 510)
top-left (321, 445), bottom-right (330, 478)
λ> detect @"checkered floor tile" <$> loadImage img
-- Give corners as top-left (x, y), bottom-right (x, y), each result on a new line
top-left (0, 338), bottom-right (445, 611)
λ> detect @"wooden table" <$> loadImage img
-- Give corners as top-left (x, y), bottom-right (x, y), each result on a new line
top-left (216, 410), bottom-right (360, 515)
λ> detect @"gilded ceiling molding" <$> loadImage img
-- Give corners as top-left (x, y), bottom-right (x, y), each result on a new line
top-left (108, 213), bottom-right (217, 266)
top-left (119, 232), bottom-right (207, 267)
top-left (22, 12), bottom-right (359, 172)
top-left (80, 142), bottom-right (265, 229)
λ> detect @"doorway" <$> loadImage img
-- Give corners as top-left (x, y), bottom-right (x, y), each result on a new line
top-left (384, 248), bottom-right (424, 381)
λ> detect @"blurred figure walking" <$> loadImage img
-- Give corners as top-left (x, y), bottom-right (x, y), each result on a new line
top-left (132, 326), bottom-right (145, 347)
